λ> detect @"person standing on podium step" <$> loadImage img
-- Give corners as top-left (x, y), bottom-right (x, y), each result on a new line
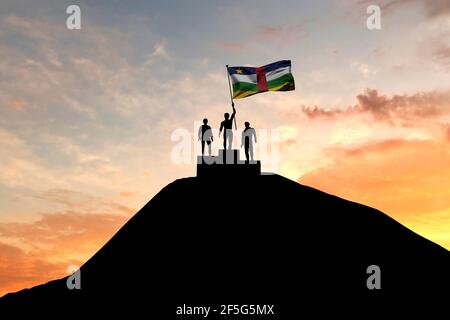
top-left (241, 121), bottom-right (257, 162)
top-left (198, 118), bottom-right (213, 156)
top-left (219, 102), bottom-right (236, 150)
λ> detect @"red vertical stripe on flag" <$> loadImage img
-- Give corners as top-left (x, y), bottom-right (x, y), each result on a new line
top-left (256, 66), bottom-right (268, 92)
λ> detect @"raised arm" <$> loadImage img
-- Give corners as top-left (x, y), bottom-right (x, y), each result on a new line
top-left (230, 104), bottom-right (236, 121)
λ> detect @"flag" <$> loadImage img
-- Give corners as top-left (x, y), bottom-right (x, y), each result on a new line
top-left (227, 60), bottom-right (295, 99)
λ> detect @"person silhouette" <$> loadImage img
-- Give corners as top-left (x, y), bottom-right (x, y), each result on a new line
top-left (219, 102), bottom-right (236, 150)
top-left (198, 118), bottom-right (213, 156)
top-left (241, 121), bottom-right (257, 162)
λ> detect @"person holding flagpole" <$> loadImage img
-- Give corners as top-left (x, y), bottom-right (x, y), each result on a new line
top-left (219, 102), bottom-right (236, 150)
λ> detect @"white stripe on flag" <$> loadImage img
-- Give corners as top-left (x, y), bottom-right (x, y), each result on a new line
top-left (230, 73), bottom-right (257, 85)
top-left (265, 66), bottom-right (291, 82)
top-left (230, 66), bottom-right (291, 84)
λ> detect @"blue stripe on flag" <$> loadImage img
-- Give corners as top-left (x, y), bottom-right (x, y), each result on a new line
top-left (228, 66), bottom-right (256, 75)
top-left (262, 60), bottom-right (291, 73)
top-left (228, 60), bottom-right (291, 75)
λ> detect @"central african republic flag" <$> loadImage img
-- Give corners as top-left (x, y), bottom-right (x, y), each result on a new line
top-left (227, 60), bottom-right (295, 99)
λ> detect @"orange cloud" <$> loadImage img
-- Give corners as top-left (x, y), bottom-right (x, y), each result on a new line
top-left (256, 24), bottom-right (307, 42)
top-left (0, 242), bottom-right (70, 297)
top-left (119, 191), bottom-right (137, 197)
top-left (8, 99), bottom-right (26, 110)
top-left (0, 211), bottom-right (129, 297)
top-left (299, 138), bottom-right (450, 250)
top-left (280, 138), bottom-right (296, 150)
top-left (301, 89), bottom-right (450, 126)
top-left (259, 26), bottom-right (283, 38)
top-left (0, 212), bottom-right (128, 246)
top-left (34, 188), bottom-right (135, 215)
top-left (220, 42), bottom-right (246, 50)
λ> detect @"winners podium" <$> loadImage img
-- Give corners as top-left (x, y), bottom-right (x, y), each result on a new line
top-left (197, 149), bottom-right (261, 178)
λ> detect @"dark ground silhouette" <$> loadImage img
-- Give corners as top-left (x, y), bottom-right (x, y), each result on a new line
top-left (1, 174), bottom-right (449, 315)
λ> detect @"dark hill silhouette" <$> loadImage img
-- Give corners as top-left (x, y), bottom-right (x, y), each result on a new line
top-left (1, 174), bottom-right (449, 315)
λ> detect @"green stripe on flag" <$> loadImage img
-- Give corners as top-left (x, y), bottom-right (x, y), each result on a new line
top-left (233, 90), bottom-right (258, 99)
top-left (232, 81), bottom-right (258, 93)
top-left (267, 73), bottom-right (295, 90)
top-left (231, 73), bottom-right (294, 98)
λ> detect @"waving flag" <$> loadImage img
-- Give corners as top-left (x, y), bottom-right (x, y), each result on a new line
top-left (227, 60), bottom-right (295, 99)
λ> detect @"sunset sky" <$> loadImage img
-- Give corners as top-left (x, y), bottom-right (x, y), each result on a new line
top-left (1, 0), bottom-right (450, 296)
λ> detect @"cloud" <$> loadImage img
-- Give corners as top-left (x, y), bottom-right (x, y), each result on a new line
top-left (53, 138), bottom-right (106, 163)
top-left (119, 191), bottom-right (137, 197)
top-left (256, 24), bottom-right (307, 42)
top-left (219, 22), bottom-right (307, 51)
top-left (353, 0), bottom-right (450, 19)
top-left (350, 61), bottom-right (377, 77)
top-left (0, 128), bottom-right (61, 189)
top-left (277, 126), bottom-right (298, 150)
top-left (330, 125), bottom-right (372, 145)
top-left (3, 15), bottom-right (53, 41)
top-left (0, 128), bottom-right (130, 193)
top-left (33, 188), bottom-right (135, 215)
top-left (258, 26), bottom-right (283, 38)
top-left (0, 241), bottom-right (70, 297)
top-left (299, 138), bottom-right (450, 248)
top-left (432, 42), bottom-right (450, 68)
top-left (0, 211), bottom-right (129, 296)
top-left (1, 0), bottom-right (449, 298)
top-left (348, 1), bottom-right (450, 71)
top-left (444, 123), bottom-right (450, 142)
top-left (0, 16), bottom-right (231, 283)
top-left (301, 105), bottom-right (347, 119)
top-left (145, 41), bottom-right (170, 64)
top-left (355, 89), bottom-right (441, 122)
top-left (373, 0), bottom-right (415, 15)
top-left (301, 89), bottom-right (450, 126)
top-left (300, 138), bottom-right (450, 215)
top-left (151, 42), bottom-right (169, 59)
top-left (329, 138), bottom-right (408, 157)
top-left (423, 0), bottom-right (450, 19)
top-left (7, 99), bottom-right (26, 110)
top-left (0, 212), bottom-right (128, 247)
top-left (220, 42), bottom-right (246, 50)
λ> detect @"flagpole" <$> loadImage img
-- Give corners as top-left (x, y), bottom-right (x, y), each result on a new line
top-left (226, 65), bottom-right (237, 130)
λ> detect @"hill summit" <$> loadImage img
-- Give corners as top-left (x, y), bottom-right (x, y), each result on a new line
top-left (1, 174), bottom-right (449, 314)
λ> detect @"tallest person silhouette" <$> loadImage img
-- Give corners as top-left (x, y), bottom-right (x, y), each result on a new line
top-left (219, 102), bottom-right (236, 150)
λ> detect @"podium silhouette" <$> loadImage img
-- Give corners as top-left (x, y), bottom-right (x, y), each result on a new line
top-left (197, 149), bottom-right (261, 177)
